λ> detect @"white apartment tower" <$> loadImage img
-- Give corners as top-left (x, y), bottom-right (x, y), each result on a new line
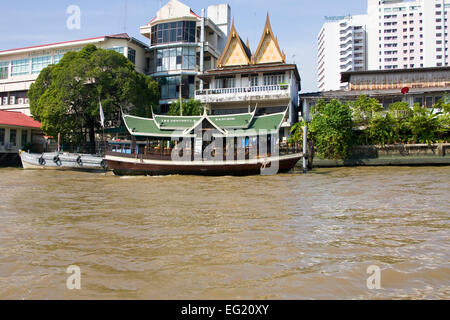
top-left (318, 15), bottom-right (367, 91)
top-left (368, 0), bottom-right (449, 70)
top-left (319, 0), bottom-right (450, 91)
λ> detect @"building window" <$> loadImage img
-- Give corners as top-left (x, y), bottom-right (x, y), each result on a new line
top-left (53, 54), bottom-right (64, 64)
top-left (11, 59), bottom-right (30, 76)
top-left (159, 75), bottom-right (194, 100)
top-left (9, 129), bottom-right (17, 146)
top-left (0, 128), bottom-right (4, 146)
top-left (31, 56), bottom-right (52, 74)
top-left (21, 130), bottom-right (28, 146)
top-left (250, 76), bottom-right (259, 87)
top-left (0, 61), bottom-right (9, 79)
top-left (128, 48), bottom-right (136, 64)
top-left (151, 21), bottom-right (196, 46)
top-left (153, 46), bottom-right (196, 73)
top-left (107, 47), bottom-right (125, 54)
top-left (264, 74), bottom-right (285, 86)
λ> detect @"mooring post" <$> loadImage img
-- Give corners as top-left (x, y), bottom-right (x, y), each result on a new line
top-left (302, 126), bottom-right (308, 174)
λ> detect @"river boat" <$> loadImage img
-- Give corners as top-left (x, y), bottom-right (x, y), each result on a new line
top-left (105, 108), bottom-right (302, 176)
top-left (19, 151), bottom-right (107, 172)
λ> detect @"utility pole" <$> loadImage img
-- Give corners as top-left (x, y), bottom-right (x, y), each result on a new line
top-left (302, 126), bottom-right (308, 174)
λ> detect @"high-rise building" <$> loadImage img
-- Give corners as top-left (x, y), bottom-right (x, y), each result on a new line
top-left (318, 15), bottom-right (367, 91)
top-left (140, 0), bottom-right (230, 112)
top-left (319, 0), bottom-right (450, 91)
top-left (368, 0), bottom-right (449, 70)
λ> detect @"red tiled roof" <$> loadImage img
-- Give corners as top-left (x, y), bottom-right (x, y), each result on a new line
top-left (0, 111), bottom-right (41, 128)
top-left (0, 34), bottom-right (131, 54)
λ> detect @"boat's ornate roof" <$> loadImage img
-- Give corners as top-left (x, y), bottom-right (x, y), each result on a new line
top-left (122, 108), bottom-right (287, 138)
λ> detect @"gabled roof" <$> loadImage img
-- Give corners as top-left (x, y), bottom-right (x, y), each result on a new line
top-left (217, 20), bottom-right (252, 67)
top-left (148, 0), bottom-right (200, 25)
top-left (0, 111), bottom-right (41, 128)
top-left (252, 13), bottom-right (286, 64)
top-left (122, 108), bottom-right (287, 138)
top-left (0, 33), bottom-right (148, 55)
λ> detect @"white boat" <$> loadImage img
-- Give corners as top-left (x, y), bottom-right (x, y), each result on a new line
top-left (19, 150), bottom-right (108, 172)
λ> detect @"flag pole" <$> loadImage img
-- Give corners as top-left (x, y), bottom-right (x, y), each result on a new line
top-left (99, 97), bottom-right (106, 155)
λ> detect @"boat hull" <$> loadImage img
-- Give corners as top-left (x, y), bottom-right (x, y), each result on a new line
top-left (106, 153), bottom-right (302, 176)
top-left (20, 151), bottom-right (108, 172)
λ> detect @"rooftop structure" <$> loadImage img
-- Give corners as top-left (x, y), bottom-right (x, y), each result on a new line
top-left (0, 33), bottom-right (149, 116)
top-left (301, 66), bottom-right (450, 119)
top-left (140, 0), bottom-right (231, 112)
top-left (195, 14), bottom-right (301, 142)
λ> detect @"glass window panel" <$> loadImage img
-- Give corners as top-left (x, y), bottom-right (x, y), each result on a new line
top-left (11, 59), bottom-right (30, 76)
top-left (31, 56), bottom-right (52, 74)
top-left (188, 55), bottom-right (196, 69)
top-left (21, 130), bottom-right (28, 146)
top-left (10, 129), bottom-right (17, 146)
top-left (53, 54), bottom-right (64, 64)
top-left (182, 56), bottom-right (189, 69)
top-left (0, 61), bottom-right (9, 79)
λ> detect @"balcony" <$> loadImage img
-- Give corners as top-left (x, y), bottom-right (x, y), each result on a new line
top-left (195, 85), bottom-right (291, 104)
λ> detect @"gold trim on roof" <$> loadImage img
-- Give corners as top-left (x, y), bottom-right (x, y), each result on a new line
top-left (252, 13), bottom-right (286, 65)
top-left (217, 19), bottom-right (252, 68)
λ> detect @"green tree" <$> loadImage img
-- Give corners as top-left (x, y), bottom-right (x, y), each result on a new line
top-left (435, 93), bottom-right (450, 113)
top-left (351, 95), bottom-right (383, 126)
top-left (28, 44), bottom-right (159, 152)
top-left (308, 99), bottom-right (355, 159)
top-left (167, 99), bottom-right (203, 116)
top-left (367, 113), bottom-right (396, 146)
top-left (386, 101), bottom-right (414, 143)
top-left (408, 105), bottom-right (442, 144)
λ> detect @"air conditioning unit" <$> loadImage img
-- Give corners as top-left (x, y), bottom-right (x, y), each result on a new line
top-left (9, 96), bottom-right (15, 105)
top-left (18, 98), bottom-right (24, 105)
top-left (24, 98), bottom-right (30, 104)
top-left (2, 97), bottom-right (8, 105)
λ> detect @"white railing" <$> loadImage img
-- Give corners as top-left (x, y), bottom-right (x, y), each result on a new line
top-left (195, 84), bottom-right (290, 96)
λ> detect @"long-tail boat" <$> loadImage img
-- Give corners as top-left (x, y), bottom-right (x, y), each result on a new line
top-left (105, 108), bottom-right (302, 176)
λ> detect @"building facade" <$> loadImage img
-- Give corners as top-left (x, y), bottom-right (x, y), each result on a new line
top-left (302, 67), bottom-right (450, 121)
top-left (368, 0), bottom-right (450, 71)
top-left (0, 34), bottom-right (148, 116)
top-left (140, 0), bottom-right (230, 112)
top-left (319, 0), bottom-right (450, 91)
top-left (195, 15), bottom-right (301, 141)
top-left (318, 15), bottom-right (367, 91)
top-left (0, 110), bottom-right (42, 166)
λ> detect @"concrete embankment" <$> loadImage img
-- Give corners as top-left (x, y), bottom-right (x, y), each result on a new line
top-left (297, 143), bottom-right (450, 168)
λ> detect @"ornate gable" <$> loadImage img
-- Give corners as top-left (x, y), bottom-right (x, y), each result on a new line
top-left (217, 21), bottom-right (252, 67)
top-left (252, 14), bottom-right (286, 65)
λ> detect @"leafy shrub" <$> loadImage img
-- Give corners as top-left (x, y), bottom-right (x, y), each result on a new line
top-left (309, 99), bottom-right (354, 159)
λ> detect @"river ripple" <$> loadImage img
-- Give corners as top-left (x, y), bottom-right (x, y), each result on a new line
top-left (0, 166), bottom-right (448, 299)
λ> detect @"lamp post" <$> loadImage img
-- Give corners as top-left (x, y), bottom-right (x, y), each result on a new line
top-left (179, 72), bottom-right (183, 116)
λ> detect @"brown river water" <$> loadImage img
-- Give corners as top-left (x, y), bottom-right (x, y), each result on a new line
top-left (0, 166), bottom-right (448, 300)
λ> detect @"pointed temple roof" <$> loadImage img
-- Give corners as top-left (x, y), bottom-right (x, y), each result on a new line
top-left (217, 20), bottom-right (252, 67)
top-left (122, 109), bottom-right (287, 138)
top-left (217, 13), bottom-right (287, 68)
top-left (252, 13), bottom-right (286, 64)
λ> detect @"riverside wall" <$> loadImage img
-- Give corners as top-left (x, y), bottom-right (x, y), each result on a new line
top-left (301, 144), bottom-right (450, 168)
